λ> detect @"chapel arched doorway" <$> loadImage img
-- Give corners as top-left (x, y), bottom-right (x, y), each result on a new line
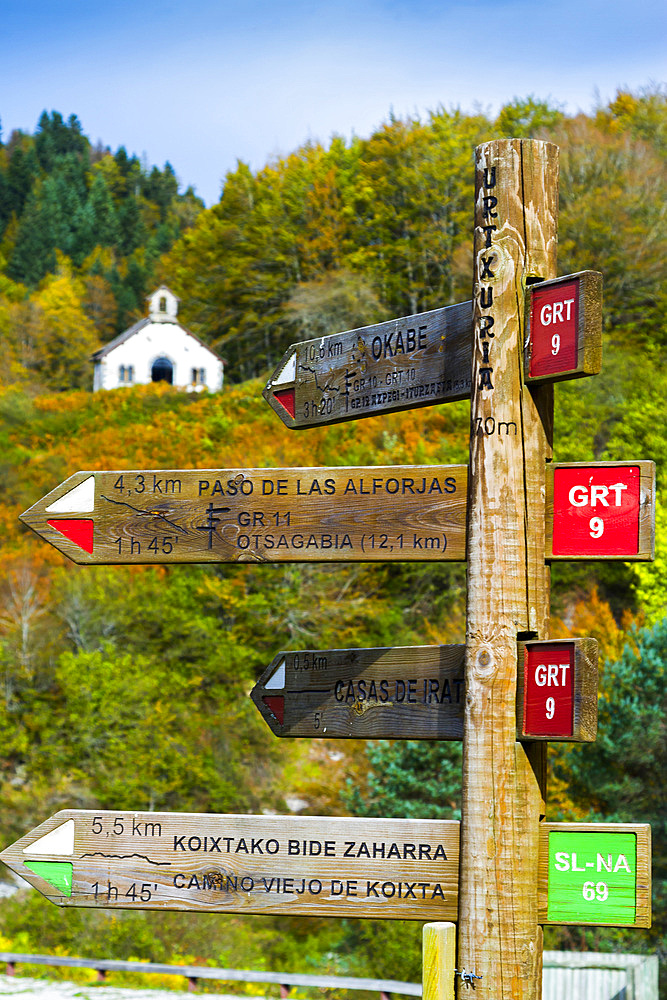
top-left (151, 357), bottom-right (173, 384)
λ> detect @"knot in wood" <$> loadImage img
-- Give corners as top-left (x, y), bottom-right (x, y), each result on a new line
top-left (475, 647), bottom-right (496, 678)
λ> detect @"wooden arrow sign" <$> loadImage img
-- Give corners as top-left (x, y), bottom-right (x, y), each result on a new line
top-left (263, 273), bottom-right (602, 430)
top-left (1, 811), bottom-right (650, 927)
top-left (19, 466), bottom-right (468, 564)
top-left (19, 462), bottom-right (653, 565)
top-left (0, 809), bottom-right (460, 921)
top-left (263, 302), bottom-right (473, 429)
top-left (251, 639), bottom-right (598, 742)
top-left (251, 644), bottom-right (466, 740)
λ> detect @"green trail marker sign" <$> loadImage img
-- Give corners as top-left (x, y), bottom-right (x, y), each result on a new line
top-left (540, 824), bottom-right (651, 928)
top-left (251, 638), bottom-right (599, 742)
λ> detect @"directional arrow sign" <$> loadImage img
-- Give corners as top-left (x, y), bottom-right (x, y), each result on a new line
top-left (251, 645), bottom-right (466, 739)
top-left (263, 274), bottom-right (602, 430)
top-left (264, 302), bottom-right (473, 429)
top-left (19, 462), bottom-right (654, 565)
top-left (0, 809), bottom-right (460, 921)
top-left (1, 812), bottom-right (650, 926)
top-left (251, 638), bottom-right (598, 742)
top-left (19, 466), bottom-right (468, 564)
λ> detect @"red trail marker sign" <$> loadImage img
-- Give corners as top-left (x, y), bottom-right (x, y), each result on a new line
top-left (547, 461), bottom-right (655, 560)
top-left (524, 271), bottom-right (602, 383)
top-left (251, 638), bottom-right (598, 742)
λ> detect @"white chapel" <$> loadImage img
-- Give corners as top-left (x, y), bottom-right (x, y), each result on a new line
top-left (92, 286), bottom-right (224, 392)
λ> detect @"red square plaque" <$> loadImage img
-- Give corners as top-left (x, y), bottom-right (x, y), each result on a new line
top-left (523, 643), bottom-right (574, 737)
top-left (529, 278), bottom-right (579, 377)
top-left (552, 466), bottom-right (641, 557)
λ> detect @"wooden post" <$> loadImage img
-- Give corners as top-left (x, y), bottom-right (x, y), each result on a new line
top-left (457, 139), bottom-right (558, 999)
top-left (423, 923), bottom-right (456, 1000)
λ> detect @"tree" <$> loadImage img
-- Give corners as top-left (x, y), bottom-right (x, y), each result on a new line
top-left (556, 114), bottom-right (667, 342)
top-left (30, 259), bottom-right (100, 389)
top-left (345, 739), bottom-right (461, 820)
top-left (87, 173), bottom-right (119, 247)
top-left (6, 140), bottom-right (40, 218)
top-left (283, 270), bottom-right (388, 341)
top-left (7, 183), bottom-right (56, 285)
top-left (551, 619), bottom-right (667, 981)
top-left (495, 96), bottom-right (564, 137)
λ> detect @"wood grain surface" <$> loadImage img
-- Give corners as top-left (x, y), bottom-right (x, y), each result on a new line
top-left (2, 812), bottom-right (649, 927)
top-left (263, 302), bottom-right (473, 428)
top-left (251, 640), bottom-right (597, 742)
top-left (20, 466), bottom-right (468, 564)
top-left (423, 923), bottom-right (456, 1000)
top-left (1, 810), bottom-right (460, 921)
top-left (458, 138), bottom-right (559, 1000)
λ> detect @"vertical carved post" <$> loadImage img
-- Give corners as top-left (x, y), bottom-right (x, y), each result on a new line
top-left (423, 922), bottom-right (456, 1000)
top-left (457, 139), bottom-right (558, 1000)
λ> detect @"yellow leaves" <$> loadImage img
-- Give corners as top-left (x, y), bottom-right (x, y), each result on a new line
top-left (13, 262), bottom-right (101, 391)
top-left (551, 587), bottom-right (633, 666)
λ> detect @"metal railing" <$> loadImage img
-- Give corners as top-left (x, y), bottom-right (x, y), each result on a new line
top-left (0, 952), bottom-right (421, 998)
top-left (0, 951), bottom-right (658, 1000)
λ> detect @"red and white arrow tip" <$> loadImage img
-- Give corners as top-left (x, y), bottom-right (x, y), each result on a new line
top-left (263, 350), bottom-right (297, 427)
top-left (20, 473), bottom-right (98, 560)
top-left (250, 655), bottom-right (288, 731)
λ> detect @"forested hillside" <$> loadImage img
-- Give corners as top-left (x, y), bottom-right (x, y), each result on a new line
top-left (0, 111), bottom-right (203, 390)
top-left (0, 87), bottom-right (665, 991)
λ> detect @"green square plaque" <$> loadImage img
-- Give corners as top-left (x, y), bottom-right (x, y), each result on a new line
top-left (548, 831), bottom-right (636, 924)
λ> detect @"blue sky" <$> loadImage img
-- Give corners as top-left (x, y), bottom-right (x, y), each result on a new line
top-left (1, 0), bottom-right (665, 205)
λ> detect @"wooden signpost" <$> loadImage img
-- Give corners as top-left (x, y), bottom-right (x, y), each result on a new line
top-left (263, 275), bottom-right (602, 429)
top-left (251, 638), bottom-right (598, 742)
top-left (458, 138), bottom-right (558, 999)
top-left (7, 137), bottom-right (657, 1000)
top-left (19, 462), bottom-right (653, 565)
